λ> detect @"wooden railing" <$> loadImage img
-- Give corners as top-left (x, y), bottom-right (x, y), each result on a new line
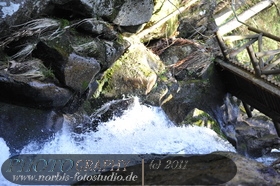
top-left (216, 26), bottom-right (280, 80)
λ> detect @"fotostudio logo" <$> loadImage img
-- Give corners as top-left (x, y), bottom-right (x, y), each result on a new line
top-left (1, 154), bottom-right (237, 185)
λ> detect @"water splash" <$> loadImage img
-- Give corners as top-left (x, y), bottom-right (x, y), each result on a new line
top-left (0, 138), bottom-right (12, 186)
top-left (20, 97), bottom-right (235, 154)
top-left (0, 97), bottom-right (235, 185)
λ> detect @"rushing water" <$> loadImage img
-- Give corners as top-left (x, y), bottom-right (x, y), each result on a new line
top-left (0, 97), bottom-right (235, 185)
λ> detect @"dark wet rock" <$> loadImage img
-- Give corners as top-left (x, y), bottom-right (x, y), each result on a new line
top-left (234, 123), bottom-right (280, 158)
top-left (51, 0), bottom-right (125, 21)
top-left (73, 39), bottom-right (106, 64)
top-left (103, 39), bottom-right (130, 70)
top-left (0, 1), bottom-right (67, 39)
top-left (217, 151), bottom-right (280, 186)
top-left (76, 18), bottom-right (118, 40)
top-left (0, 18), bottom-right (62, 55)
top-left (0, 102), bottom-right (64, 155)
top-left (90, 97), bottom-right (134, 123)
top-left (73, 38), bottom-right (130, 72)
top-left (7, 58), bottom-right (47, 76)
top-left (32, 34), bottom-right (101, 94)
top-left (153, 38), bottom-right (224, 124)
top-left (32, 33), bottom-right (73, 85)
top-left (50, 0), bottom-right (154, 29)
top-left (69, 97), bottom-right (134, 138)
top-left (246, 115), bottom-right (278, 135)
top-left (219, 94), bottom-right (280, 158)
top-left (0, 10), bottom-right (129, 112)
top-left (0, 65), bottom-right (73, 109)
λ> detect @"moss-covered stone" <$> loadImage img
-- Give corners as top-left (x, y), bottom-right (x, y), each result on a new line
top-left (93, 36), bottom-right (165, 99)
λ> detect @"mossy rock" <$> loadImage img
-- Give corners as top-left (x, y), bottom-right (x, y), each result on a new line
top-left (93, 36), bottom-right (165, 99)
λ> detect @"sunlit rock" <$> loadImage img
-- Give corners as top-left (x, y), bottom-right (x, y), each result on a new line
top-left (65, 53), bottom-right (100, 93)
top-left (113, 0), bottom-right (154, 27)
top-left (138, 0), bottom-right (179, 42)
top-left (93, 36), bottom-right (164, 102)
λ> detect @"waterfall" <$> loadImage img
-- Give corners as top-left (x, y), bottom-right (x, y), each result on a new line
top-left (0, 97), bottom-right (235, 185)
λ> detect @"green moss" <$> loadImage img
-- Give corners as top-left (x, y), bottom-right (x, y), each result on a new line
top-left (184, 108), bottom-right (227, 139)
top-left (70, 29), bottom-right (96, 46)
top-left (59, 19), bottom-right (70, 29)
top-left (82, 80), bottom-right (89, 91)
top-left (0, 51), bottom-right (9, 68)
top-left (93, 58), bottom-right (122, 98)
top-left (42, 67), bottom-right (55, 79)
top-left (92, 35), bottom-right (165, 99)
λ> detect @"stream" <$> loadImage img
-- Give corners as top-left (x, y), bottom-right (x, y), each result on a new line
top-left (0, 97), bottom-right (236, 185)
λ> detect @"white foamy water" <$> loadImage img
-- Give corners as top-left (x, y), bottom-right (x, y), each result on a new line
top-left (0, 97), bottom-right (235, 185)
top-left (1, 2), bottom-right (21, 18)
top-left (0, 138), bottom-right (11, 186)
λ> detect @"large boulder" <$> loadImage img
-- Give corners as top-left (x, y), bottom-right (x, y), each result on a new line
top-left (64, 53), bottom-right (100, 93)
top-left (92, 36), bottom-right (165, 101)
top-left (113, 0), bottom-right (154, 31)
top-left (72, 37), bottom-right (130, 72)
top-left (149, 38), bottom-right (223, 124)
top-left (0, 102), bottom-right (64, 155)
top-left (0, 58), bottom-right (73, 109)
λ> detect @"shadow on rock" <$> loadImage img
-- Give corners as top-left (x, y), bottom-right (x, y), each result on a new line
top-left (0, 102), bottom-right (63, 155)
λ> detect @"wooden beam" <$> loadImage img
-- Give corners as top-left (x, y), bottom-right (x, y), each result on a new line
top-left (214, 1), bottom-right (244, 26)
top-left (261, 69), bottom-right (280, 75)
top-left (258, 34), bottom-right (264, 69)
top-left (248, 26), bottom-right (280, 42)
top-left (215, 32), bottom-right (228, 60)
top-left (263, 58), bottom-right (280, 71)
top-left (265, 55), bottom-right (276, 65)
top-left (218, 0), bottom-right (273, 36)
top-left (222, 34), bottom-right (259, 42)
top-left (215, 58), bottom-right (280, 98)
top-left (229, 38), bottom-right (258, 58)
top-left (255, 49), bottom-right (280, 58)
top-left (247, 45), bottom-right (261, 77)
